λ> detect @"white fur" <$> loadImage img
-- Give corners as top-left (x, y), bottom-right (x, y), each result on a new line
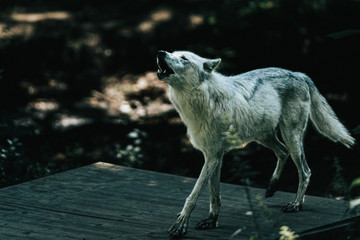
top-left (157, 50), bottom-right (354, 239)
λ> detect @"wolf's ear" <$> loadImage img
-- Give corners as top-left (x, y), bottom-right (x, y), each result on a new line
top-left (203, 58), bottom-right (221, 72)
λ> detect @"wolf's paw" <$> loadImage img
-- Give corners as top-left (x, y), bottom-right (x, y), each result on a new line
top-left (195, 215), bottom-right (218, 230)
top-left (265, 179), bottom-right (279, 198)
top-left (282, 202), bottom-right (302, 213)
top-left (168, 214), bottom-right (188, 239)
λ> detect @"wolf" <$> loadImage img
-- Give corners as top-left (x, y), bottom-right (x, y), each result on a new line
top-left (156, 50), bottom-right (355, 239)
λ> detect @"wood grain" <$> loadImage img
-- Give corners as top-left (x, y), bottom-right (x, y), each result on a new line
top-left (0, 162), bottom-right (354, 239)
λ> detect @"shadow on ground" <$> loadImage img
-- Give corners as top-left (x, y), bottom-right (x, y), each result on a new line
top-left (0, 0), bottom-right (359, 198)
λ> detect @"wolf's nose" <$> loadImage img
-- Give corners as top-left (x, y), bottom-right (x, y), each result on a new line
top-left (157, 50), bottom-right (167, 57)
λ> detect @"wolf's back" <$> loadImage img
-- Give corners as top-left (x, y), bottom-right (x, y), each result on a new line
top-left (305, 76), bottom-right (355, 148)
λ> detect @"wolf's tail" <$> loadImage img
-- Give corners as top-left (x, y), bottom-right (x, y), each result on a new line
top-left (305, 76), bottom-right (355, 148)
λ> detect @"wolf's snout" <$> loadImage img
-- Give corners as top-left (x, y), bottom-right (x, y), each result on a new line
top-left (156, 50), bottom-right (174, 80)
top-left (157, 50), bottom-right (167, 58)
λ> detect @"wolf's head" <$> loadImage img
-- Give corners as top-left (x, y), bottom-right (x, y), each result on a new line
top-left (156, 50), bottom-right (221, 88)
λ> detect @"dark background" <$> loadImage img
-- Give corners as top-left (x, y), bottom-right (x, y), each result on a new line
top-left (0, 0), bottom-right (359, 199)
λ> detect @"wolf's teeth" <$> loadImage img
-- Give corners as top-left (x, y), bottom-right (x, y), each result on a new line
top-left (164, 69), bottom-right (167, 73)
top-left (157, 59), bottom-right (163, 71)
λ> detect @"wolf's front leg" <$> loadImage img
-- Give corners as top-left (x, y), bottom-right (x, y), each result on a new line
top-left (168, 155), bottom-right (220, 239)
top-left (195, 157), bottom-right (223, 230)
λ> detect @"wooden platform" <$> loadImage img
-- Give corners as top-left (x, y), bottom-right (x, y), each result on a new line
top-left (0, 162), bottom-right (355, 239)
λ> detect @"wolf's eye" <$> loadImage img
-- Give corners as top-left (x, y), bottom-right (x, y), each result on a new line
top-left (181, 56), bottom-right (188, 61)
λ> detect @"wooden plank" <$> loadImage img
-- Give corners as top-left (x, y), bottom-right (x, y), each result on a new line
top-left (0, 162), bottom-right (355, 239)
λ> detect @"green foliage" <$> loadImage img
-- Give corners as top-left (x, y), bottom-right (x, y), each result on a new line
top-left (328, 157), bottom-right (348, 195)
top-left (256, 195), bottom-right (273, 221)
top-left (0, 138), bottom-right (29, 185)
top-left (353, 125), bottom-right (360, 135)
top-left (112, 128), bottom-right (147, 168)
top-left (349, 177), bottom-right (360, 214)
top-left (351, 178), bottom-right (360, 187)
top-left (65, 143), bottom-right (85, 158)
top-left (349, 125), bottom-right (360, 215)
top-left (0, 137), bottom-right (51, 187)
top-left (0, 138), bottom-right (25, 181)
top-left (232, 181), bottom-right (280, 240)
top-left (279, 226), bottom-right (299, 240)
top-left (224, 155), bottom-right (259, 185)
top-left (0, 138), bottom-right (23, 160)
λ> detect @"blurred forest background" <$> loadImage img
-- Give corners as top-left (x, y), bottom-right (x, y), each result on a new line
top-left (0, 0), bottom-right (359, 199)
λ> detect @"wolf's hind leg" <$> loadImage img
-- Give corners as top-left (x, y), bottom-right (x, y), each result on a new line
top-left (283, 146), bottom-right (311, 212)
top-left (280, 132), bottom-right (311, 212)
top-left (257, 134), bottom-right (289, 198)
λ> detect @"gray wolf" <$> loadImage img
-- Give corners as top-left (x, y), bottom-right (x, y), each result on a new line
top-left (156, 50), bottom-right (355, 239)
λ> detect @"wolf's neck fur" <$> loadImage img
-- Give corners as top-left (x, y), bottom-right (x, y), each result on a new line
top-left (169, 73), bottom-right (230, 121)
top-left (168, 72), bottom-right (249, 151)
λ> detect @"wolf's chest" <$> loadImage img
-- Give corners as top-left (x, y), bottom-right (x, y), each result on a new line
top-left (168, 86), bottom-right (250, 151)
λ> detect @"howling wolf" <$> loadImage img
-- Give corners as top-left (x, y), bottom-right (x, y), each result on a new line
top-left (156, 50), bottom-right (355, 239)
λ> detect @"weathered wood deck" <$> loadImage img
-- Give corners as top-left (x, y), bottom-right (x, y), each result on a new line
top-left (0, 162), bottom-right (356, 239)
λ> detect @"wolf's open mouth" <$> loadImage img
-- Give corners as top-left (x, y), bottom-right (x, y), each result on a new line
top-left (157, 55), bottom-right (174, 80)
